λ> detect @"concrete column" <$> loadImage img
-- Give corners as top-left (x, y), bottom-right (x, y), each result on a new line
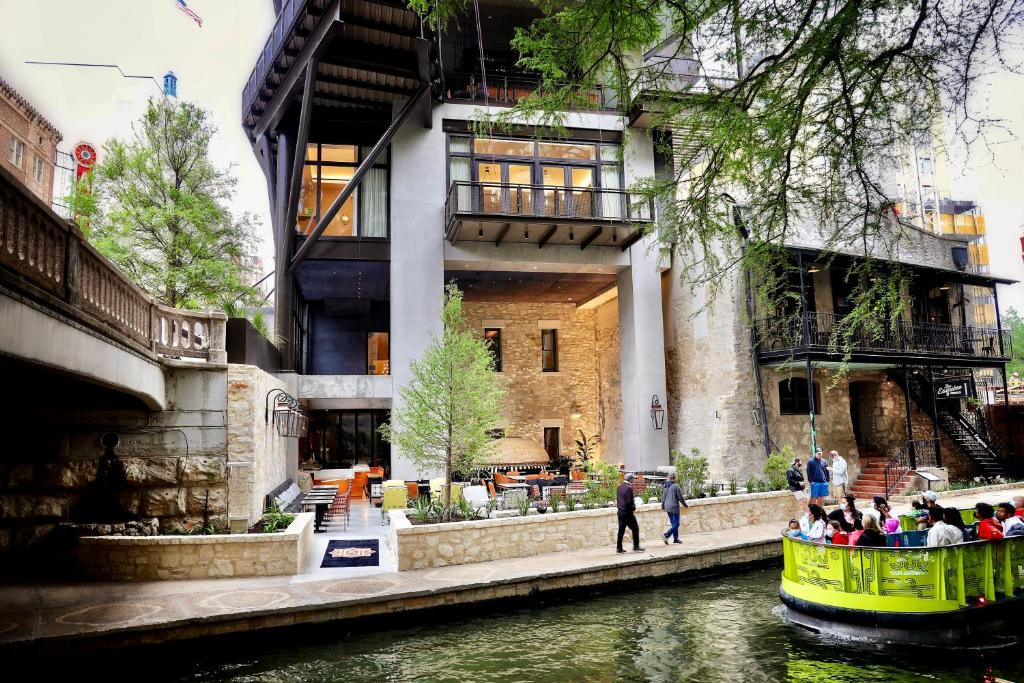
top-left (388, 106), bottom-right (445, 480)
top-left (617, 248), bottom-right (671, 471)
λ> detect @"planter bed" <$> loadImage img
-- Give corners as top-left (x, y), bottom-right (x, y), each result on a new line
top-left (390, 490), bottom-right (801, 570)
top-left (73, 512), bottom-right (314, 581)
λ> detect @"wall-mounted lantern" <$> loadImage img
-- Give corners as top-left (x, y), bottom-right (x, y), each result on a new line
top-left (650, 395), bottom-right (665, 430)
top-left (265, 389), bottom-right (308, 438)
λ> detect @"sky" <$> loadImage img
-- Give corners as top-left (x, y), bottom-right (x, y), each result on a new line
top-left (0, 0), bottom-right (277, 277)
top-left (1, 0), bottom-right (1022, 310)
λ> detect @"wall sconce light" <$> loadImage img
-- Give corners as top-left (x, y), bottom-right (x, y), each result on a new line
top-left (265, 389), bottom-right (309, 438)
top-left (650, 395), bottom-right (665, 430)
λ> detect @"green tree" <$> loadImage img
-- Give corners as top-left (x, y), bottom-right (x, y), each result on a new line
top-left (1005, 307), bottom-right (1024, 377)
top-left (411, 0), bottom-right (1017, 356)
top-left (69, 98), bottom-right (262, 314)
top-left (380, 284), bottom-right (505, 507)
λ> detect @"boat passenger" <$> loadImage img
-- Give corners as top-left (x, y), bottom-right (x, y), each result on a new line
top-left (843, 495), bottom-right (862, 528)
top-left (847, 517), bottom-right (865, 546)
top-left (943, 506), bottom-right (971, 542)
top-left (783, 519), bottom-right (803, 539)
top-left (799, 504), bottom-right (827, 543)
top-left (878, 502), bottom-right (901, 534)
top-left (827, 508), bottom-right (852, 533)
top-left (1014, 495), bottom-right (1024, 518)
top-left (975, 502), bottom-right (1004, 540)
top-left (855, 514), bottom-right (887, 547)
top-left (997, 503), bottom-right (1024, 537)
top-left (828, 520), bottom-right (849, 545)
top-left (926, 506), bottom-right (961, 547)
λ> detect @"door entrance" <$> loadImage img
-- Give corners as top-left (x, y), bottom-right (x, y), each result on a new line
top-left (849, 382), bottom-right (863, 447)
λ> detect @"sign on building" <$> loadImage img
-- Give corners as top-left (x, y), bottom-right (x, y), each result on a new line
top-left (934, 377), bottom-right (972, 400)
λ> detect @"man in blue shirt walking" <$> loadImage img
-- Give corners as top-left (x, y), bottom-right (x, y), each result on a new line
top-left (806, 448), bottom-right (830, 507)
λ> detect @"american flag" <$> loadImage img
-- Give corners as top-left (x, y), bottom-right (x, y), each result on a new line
top-left (175, 0), bottom-right (203, 27)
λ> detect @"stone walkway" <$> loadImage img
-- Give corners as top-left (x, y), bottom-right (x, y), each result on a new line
top-left (0, 486), bottom-right (1019, 656)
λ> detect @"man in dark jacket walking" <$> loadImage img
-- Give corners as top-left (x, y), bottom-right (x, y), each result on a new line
top-left (616, 474), bottom-right (644, 553)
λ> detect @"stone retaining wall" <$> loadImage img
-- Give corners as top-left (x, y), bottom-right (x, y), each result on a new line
top-left (72, 512), bottom-right (313, 581)
top-left (392, 490), bottom-right (801, 570)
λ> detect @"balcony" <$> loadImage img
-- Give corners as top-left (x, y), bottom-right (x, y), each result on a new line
top-left (753, 312), bottom-right (1011, 364)
top-left (444, 181), bottom-right (654, 250)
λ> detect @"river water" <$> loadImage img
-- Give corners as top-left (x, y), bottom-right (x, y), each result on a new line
top-left (144, 567), bottom-right (1021, 682)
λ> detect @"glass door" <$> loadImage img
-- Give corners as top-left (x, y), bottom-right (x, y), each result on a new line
top-left (477, 162), bottom-right (502, 213)
top-left (507, 164), bottom-right (532, 215)
top-left (569, 167), bottom-right (594, 218)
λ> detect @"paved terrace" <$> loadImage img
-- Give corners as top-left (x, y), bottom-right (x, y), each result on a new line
top-left (0, 486), bottom-right (1020, 657)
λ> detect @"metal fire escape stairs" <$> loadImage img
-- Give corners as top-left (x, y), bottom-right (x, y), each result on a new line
top-left (887, 368), bottom-right (1007, 478)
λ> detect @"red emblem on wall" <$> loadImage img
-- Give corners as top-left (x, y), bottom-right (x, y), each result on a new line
top-left (74, 142), bottom-right (98, 179)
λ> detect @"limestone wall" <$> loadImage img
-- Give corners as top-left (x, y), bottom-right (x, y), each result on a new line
top-left (226, 364), bottom-right (289, 531)
top-left (662, 262), bottom-right (765, 481)
top-left (595, 298), bottom-right (623, 462)
top-left (0, 365), bottom-right (229, 571)
top-left (73, 512), bottom-right (313, 581)
top-left (461, 301), bottom-right (602, 460)
top-left (392, 490), bottom-right (801, 570)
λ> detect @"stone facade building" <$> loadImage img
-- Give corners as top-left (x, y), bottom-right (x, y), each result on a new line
top-left (238, 0), bottom-right (1015, 497)
top-left (0, 75), bottom-right (61, 204)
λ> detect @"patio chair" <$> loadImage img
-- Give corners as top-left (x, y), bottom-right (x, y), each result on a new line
top-left (463, 485), bottom-right (490, 514)
top-left (569, 469), bottom-right (586, 481)
top-left (566, 482), bottom-right (586, 497)
top-left (529, 484), bottom-right (541, 499)
top-left (405, 481), bottom-right (419, 501)
top-left (381, 480), bottom-right (408, 525)
top-left (327, 491), bottom-right (350, 531)
top-left (495, 472), bottom-right (515, 487)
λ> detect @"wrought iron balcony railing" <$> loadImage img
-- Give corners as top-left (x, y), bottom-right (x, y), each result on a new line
top-left (753, 312), bottom-right (1011, 360)
top-left (445, 181), bottom-right (655, 227)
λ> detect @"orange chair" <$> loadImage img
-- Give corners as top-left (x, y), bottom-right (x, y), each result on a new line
top-left (369, 466), bottom-right (385, 478)
top-left (405, 481), bottom-right (419, 501)
top-left (570, 469), bottom-right (586, 481)
top-left (524, 474), bottom-right (543, 482)
top-left (486, 481), bottom-right (498, 498)
top-left (351, 471), bottom-right (369, 499)
top-left (507, 470), bottom-right (521, 477)
top-left (495, 472), bottom-right (514, 487)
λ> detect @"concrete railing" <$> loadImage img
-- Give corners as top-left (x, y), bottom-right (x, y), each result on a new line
top-left (0, 163), bottom-right (226, 364)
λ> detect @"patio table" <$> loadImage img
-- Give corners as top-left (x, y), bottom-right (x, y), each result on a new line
top-left (302, 492), bottom-right (338, 532)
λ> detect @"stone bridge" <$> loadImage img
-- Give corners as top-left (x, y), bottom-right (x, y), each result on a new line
top-left (0, 165), bottom-right (226, 409)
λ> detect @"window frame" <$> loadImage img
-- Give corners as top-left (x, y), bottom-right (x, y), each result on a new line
top-left (778, 378), bottom-right (821, 415)
top-left (541, 328), bottom-right (558, 372)
top-left (484, 328), bottom-right (502, 372)
top-left (32, 155), bottom-right (44, 184)
top-left (447, 133), bottom-right (622, 192)
top-left (9, 137), bottom-right (25, 168)
top-left (296, 143), bottom-right (390, 240)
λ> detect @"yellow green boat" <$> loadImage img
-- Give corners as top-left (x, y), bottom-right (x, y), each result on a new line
top-left (780, 536), bottom-right (1024, 644)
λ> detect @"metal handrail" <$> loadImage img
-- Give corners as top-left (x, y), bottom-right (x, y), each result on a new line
top-left (883, 438), bottom-right (939, 497)
top-left (753, 311), bottom-right (1011, 359)
top-left (445, 181), bottom-right (655, 226)
top-left (242, 0), bottom-right (310, 118)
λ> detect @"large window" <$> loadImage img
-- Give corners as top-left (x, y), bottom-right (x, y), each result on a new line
top-left (484, 328), bottom-right (502, 372)
top-left (447, 135), bottom-right (625, 218)
top-left (32, 155), bottom-right (44, 184)
top-left (779, 379), bottom-right (821, 415)
top-left (541, 329), bottom-right (558, 372)
top-left (296, 143), bottom-right (388, 238)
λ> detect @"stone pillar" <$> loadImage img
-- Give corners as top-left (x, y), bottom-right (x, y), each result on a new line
top-left (388, 107), bottom-right (444, 480)
top-left (617, 249), bottom-right (670, 471)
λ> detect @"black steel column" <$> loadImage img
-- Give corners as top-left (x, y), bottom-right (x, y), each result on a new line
top-left (927, 365), bottom-right (941, 467)
top-left (274, 129), bottom-right (294, 371)
top-left (797, 253), bottom-right (816, 456)
top-left (1002, 365), bottom-right (1012, 456)
top-left (901, 364), bottom-right (916, 469)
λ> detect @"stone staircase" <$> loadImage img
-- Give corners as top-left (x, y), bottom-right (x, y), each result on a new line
top-left (848, 456), bottom-right (916, 500)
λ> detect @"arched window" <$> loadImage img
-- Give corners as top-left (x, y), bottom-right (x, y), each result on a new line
top-left (779, 378), bottom-right (821, 415)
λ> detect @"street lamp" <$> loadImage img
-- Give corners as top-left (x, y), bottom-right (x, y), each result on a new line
top-left (650, 395), bottom-right (665, 430)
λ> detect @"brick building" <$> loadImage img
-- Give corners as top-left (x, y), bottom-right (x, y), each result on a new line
top-left (0, 75), bottom-right (62, 204)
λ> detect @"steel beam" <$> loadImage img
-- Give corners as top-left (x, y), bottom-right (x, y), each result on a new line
top-left (252, 0), bottom-right (341, 140)
top-left (288, 84), bottom-right (428, 273)
top-left (580, 227), bottom-right (603, 250)
top-left (283, 61), bottom-right (318, 250)
top-left (537, 225), bottom-right (558, 249)
top-left (494, 223), bottom-right (511, 247)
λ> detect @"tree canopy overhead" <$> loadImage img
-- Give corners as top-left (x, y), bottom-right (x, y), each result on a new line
top-left (414, 0), bottom-right (1020, 337)
top-left (71, 98), bottom-right (262, 313)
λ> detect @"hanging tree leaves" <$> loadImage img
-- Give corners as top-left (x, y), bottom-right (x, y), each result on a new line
top-left (412, 0), bottom-right (1022, 352)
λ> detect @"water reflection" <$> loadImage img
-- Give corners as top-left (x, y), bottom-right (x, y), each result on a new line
top-left (131, 568), bottom-right (1021, 682)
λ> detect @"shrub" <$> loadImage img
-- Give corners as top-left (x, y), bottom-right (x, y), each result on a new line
top-left (763, 446), bottom-right (794, 491)
top-left (728, 475), bottom-right (738, 496)
top-left (585, 460), bottom-right (620, 504)
top-left (515, 495), bottom-right (532, 517)
top-left (548, 491), bottom-right (562, 512)
top-left (563, 493), bottom-right (578, 512)
top-left (674, 448), bottom-right (709, 498)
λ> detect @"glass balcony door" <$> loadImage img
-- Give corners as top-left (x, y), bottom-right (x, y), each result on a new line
top-left (542, 166), bottom-right (594, 218)
top-left (476, 162), bottom-right (532, 214)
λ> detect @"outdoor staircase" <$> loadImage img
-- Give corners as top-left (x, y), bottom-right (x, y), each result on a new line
top-left (887, 369), bottom-right (1006, 478)
top-left (849, 458), bottom-right (916, 499)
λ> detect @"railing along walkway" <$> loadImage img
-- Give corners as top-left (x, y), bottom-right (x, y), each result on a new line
top-left (0, 165), bottom-right (225, 363)
top-left (445, 181), bottom-right (655, 227)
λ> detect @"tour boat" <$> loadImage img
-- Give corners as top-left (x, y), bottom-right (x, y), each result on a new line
top-left (779, 534), bottom-right (1024, 646)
